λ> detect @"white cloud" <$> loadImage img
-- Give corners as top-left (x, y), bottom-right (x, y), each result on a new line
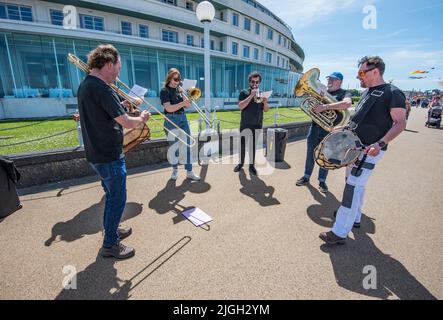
top-left (257, 0), bottom-right (360, 30)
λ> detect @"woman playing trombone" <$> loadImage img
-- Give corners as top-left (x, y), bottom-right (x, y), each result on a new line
top-left (160, 68), bottom-right (200, 181)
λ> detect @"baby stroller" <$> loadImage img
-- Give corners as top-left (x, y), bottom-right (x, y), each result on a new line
top-left (426, 106), bottom-right (442, 128)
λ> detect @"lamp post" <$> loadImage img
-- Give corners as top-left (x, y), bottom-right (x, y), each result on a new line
top-left (196, 1), bottom-right (215, 131)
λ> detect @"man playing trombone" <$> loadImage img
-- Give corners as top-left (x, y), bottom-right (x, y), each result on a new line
top-left (160, 68), bottom-right (201, 181)
top-left (78, 44), bottom-right (150, 260)
top-left (296, 72), bottom-right (352, 193)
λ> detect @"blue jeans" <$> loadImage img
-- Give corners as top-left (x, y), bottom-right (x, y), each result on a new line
top-left (304, 123), bottom-right (329, 183)
top-left (90, 158), bottom-right (127, 247)
top-left (164, 113), bottom-right (193, 172)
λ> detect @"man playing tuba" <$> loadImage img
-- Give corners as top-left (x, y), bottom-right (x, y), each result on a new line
top-left (296, 72), bottom-right (352, 193)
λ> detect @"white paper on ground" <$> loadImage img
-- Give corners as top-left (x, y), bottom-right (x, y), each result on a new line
top-left (129, 84), bottom-right (148, 98)
top-left (182, 207), bottom-right (213, 226)
top-left (261, 90), bottom-right (273, 99)
top-left (182, 79), bottom-right (197, 91)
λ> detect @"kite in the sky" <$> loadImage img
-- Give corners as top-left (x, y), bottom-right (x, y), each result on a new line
top-left (410, 70), bottom-right (429, 75)
top-left (409, 76), bottom-right (427, 79)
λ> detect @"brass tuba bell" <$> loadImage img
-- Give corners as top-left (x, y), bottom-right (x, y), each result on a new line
top-left (294, 68), bottom-right (350, 132)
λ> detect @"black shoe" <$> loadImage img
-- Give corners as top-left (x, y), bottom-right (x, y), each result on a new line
top-left (319, 231), bottom-right (346, 245)
top-left (296, 176), bottom-right (309, 186)
top-left (249, 165), bottom-right (257, 175)
top-left (319, 182), bottom-right (329, 193)
top-left (234, 164), bottom-right (243, 173)
top-left (118, 226), bottom-right (132, 241)
top-left (101, 243), bottom-right (135, 260)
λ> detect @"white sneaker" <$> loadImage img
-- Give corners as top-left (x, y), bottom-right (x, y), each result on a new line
top-left (186, 171), bottom-right (201, 181)
top-left (171, 169), bottom-right (178, 180)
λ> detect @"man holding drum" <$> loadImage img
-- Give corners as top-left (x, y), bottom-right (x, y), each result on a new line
top-left (78, 44), bottom-right (150, 259)
top-left (319, 56), bottom-right (407, 245)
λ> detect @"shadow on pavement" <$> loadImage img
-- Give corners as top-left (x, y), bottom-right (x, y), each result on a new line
top-left (56, 254), bottom-right (132, 300)
top-left (56, 236), bottom-right (192, 300)
top-left (306, 184), bottom-right (437, 300)
top-left (45, 196), bottom-right (143, 247)
top-left (238, 170), bottom-right (280, 207)
top-left (149, 164), bottom-right (211, 224)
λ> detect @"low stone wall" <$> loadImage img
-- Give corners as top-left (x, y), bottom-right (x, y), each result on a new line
top-left (10, 121), bottom-right (311, 188)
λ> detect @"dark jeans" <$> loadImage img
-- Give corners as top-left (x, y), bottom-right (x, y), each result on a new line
top-left (240, 124), bottom-right (262, 166)
top-left (304, 124), bottom-right (329, 182)
top-left (164, 113), bottom-right (193, 172)
top-left (90, 158), bottom-right (127, 247)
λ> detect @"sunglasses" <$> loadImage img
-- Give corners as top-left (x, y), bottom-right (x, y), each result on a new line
top-left (250, 80), bottom-right (260, 84)
top-left (358, 67), bottom-right (376, 78)
top-left (172, 77), bottom-right (181, 82)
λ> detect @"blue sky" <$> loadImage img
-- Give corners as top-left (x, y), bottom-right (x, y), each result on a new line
top-left (259, 0), bottom-right (443, 91)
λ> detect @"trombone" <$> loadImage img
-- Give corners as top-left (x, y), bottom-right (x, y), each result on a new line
top-left (67, 53), bottom-right (196, 147)
top-left (178, 82), bottom-right (212, 128)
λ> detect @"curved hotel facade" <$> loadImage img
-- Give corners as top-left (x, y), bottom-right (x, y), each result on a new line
top-left (0, 0), bottom-right (305, 119)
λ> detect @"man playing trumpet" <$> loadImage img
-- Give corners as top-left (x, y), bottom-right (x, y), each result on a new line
top-left (234, 72), bottom-right (270, 175)
top-left (78, 44), bottom-right (150, 260)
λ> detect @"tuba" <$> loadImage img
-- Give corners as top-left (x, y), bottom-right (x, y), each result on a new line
top-left (294, 68), bottom-right (350, 132)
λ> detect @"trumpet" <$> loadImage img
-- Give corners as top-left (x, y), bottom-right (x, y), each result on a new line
top-left (253, 86), bottom-right (263, 104)
top-left (67, 53), bottom-right (196, 147)
top-left (178, 82), bottom-right (212, 128)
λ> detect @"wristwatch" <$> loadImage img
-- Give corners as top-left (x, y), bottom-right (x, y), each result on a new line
top-left (377, 140), bottom-right (387, 148)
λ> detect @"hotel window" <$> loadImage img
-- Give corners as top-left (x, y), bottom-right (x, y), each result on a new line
top-left (253, 48), bottom-right (259, 60)
top-left (278, 35), bottom-right (282, 45)
top-left (220, 41), bottom-right (224, 52)
top-left (162, 30), bottom-right (178, 43)
top-left (266, 52), bottom-right (272, 64)
top-left (255, 22), bottom-right (260, 35)
top-left (220, 11), bottom-right (224, 21)
top-left (201, 38), bottom-right (204, 48)
top-left (50, 9), bottom-right (63, 26)
top-left (80, 14), bottom-right (104, 31)
top-left (0, 3), bottom-right (33, 21)
top-left (210, 40), bottom-right (215, 50)
top-left (232, 42), bottom-right (238, 55)
top-left (277, 56), bottom-right (280, 67)
top-left (243, 46), bottom-right (250, 58)
top-left (139, 24), bottom-right (149, 38)
top-left (267, 28), bottom-right (273, 40)
top-left (185, 1), bottom-right (193, 11)
top-left (163, 0), bottom-right (177, 5)
top-left (121, 21), bottom-right (132, 35)
top-left (244, 17), bottom-right (251, 31)
top-left (283, 38), bottom-right (287, 47)
top-left (186, 34), bottom-right (194, 46)
top-left (232, 13), bottom-right (239, 26)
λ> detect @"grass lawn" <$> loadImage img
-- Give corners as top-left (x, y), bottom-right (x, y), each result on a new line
top-left (0, 107), bottom-right (309, 155)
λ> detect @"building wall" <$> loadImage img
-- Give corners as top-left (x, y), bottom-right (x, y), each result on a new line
top-left (0, 0), bottom-right (304, 119)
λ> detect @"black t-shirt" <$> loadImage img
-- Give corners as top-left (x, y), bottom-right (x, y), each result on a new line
top-left (77, 75), bottom-right (126, 164)
top-left (354, 84), bottom-right (406, 146)
top-left (239, 89), bottom-right (264, 127)
top-left (312, 88), bottom-right (351, 129)
top-left (160, 86), bottom-right (184, 114)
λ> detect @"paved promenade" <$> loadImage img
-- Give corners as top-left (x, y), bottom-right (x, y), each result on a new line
top-left (0, 108), bottom-right (441, 300)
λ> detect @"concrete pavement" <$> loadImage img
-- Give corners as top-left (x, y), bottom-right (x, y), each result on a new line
top-left (0, 108), bottom-right (441, 300)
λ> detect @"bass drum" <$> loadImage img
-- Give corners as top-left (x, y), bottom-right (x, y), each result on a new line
top-left (123, 109), bottom-right (151, 154)
top-left (314, 130), bottom-right (363, 170)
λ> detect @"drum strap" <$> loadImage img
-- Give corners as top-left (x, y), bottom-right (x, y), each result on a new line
top-left (347, 88), bottom-right (388, 131)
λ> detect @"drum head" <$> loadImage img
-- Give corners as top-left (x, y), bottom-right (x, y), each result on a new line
top-left (322, 131), bottom-right (361, 165)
